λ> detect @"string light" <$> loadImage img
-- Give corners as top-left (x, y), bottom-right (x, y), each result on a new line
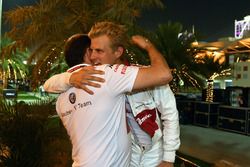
top-left (206, 68), bottom-right (231, 102)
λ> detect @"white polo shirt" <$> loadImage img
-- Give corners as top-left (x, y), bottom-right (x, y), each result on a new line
top-left (56, 64), bottom-right (139, 167)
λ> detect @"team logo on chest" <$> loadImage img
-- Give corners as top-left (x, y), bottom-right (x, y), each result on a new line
top-left (69, 92), bottom-right (76, 104)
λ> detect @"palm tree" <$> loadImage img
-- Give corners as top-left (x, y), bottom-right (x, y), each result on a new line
top-left (193, 54), bottom-right (230, 102)
top-left (125, 22), bottom-right (204, 93)
top-left (3, 0), bottom-right (164, 88)
top-left (154, 22), bottom-right (231, 97)
top-left (153, 22), bottom-right (202, 93)
top-left (0, 37), bottom-right (29, 90)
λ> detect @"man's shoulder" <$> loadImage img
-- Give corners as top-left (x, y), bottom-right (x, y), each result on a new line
top-left (96, 64), bottom-right (138, 72)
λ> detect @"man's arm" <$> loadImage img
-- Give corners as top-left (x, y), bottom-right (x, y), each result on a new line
top-left (43, 66), bottom-right (105, 94)
top-left (43, 72), bottom-right (72, 93)
top-left (152, 85), bottom-right (180, 164)
top-left (131, 35), bottom-right (172, 90)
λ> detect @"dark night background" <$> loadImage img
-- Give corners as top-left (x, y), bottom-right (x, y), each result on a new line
top-left (2, 0), bottom-right (250, 42)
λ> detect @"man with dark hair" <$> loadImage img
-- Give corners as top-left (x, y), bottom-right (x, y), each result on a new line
top-left (46, 28), bottom-right (174, 166)
top-left (64, 34), bottom-right (91, 67)
top-left (44, 34), bottom-right (104, 92)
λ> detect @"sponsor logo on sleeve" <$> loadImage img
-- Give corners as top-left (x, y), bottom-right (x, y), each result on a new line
top-left (121, 65), bottom-right (128, 74)
top-left (113, 64), bottom-right (128, 74)
top-left (114, 64), bottom-right (120, 72)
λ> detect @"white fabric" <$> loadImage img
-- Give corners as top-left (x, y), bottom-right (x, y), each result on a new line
top-left (130, 138), bottom-right (163, 167)
top-left (152, 85), bottom-right (180, 163)
top-left (127, 85), bottom-right (180, 166)
top-left (56, 64), bottom-right (139, 167)
top-left (126, 99), bottom-right (152, 149)
top-left (44, 64), bottom-right (90, 93)
top-left (44, 72), bottom-right (72, 93)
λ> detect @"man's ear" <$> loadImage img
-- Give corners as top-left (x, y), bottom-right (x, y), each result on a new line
top-left (114, 46), bottom-right (124, 59)
top-left (84, 49), bottom-right (92, 64)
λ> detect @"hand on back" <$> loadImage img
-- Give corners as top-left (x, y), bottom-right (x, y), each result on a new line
top-left (69, 66), bottom-right (105, 95)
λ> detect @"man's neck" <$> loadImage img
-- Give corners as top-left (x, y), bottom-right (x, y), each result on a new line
top-left (67, 63), bottom-right (89, 73)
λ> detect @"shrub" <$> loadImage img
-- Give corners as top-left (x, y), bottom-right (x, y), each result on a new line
top-left (0, 98), bottom-right (72, 167)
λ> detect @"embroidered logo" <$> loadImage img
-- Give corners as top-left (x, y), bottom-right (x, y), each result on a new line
top-left (136, 114), bottom-right (152, 125)
top-left (135, 109), bottom-right (159, 137)
top-left (69, 92), bottom-right (76, 104)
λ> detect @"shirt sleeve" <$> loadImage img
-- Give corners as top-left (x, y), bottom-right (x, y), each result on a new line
top-left (152, 84), bottom-right (180, 162)
top-left (102, 64), bottom-right (139, 95)
top-left (43, 72), bottom-right (72, 93)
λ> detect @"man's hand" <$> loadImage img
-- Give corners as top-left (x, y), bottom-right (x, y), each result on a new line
top-left (157, 161), bottom-right (174, 167)
top-left (131, 35), bottom-right (154, 51)
top-left (69, 66), bottom-right (105, 95)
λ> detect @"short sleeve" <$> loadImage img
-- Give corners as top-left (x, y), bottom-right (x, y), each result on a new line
top-left (100, 64), bottom-right (139, 95)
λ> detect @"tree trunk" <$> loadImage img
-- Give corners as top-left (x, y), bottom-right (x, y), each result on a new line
top-left (206, 79), bottom-right (214, 102)
top-left (2, 71), bottom-right (8, 89)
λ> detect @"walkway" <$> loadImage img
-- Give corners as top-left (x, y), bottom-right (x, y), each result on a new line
top-left (179, 125), bottom-right (250, 167)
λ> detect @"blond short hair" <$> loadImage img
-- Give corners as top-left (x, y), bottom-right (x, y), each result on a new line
top-left (88, 21), bottom-right (128, 51)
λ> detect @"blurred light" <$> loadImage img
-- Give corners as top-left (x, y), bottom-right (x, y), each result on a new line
top-left (205, 46), bottom-right (219, 51)
top-left (191, 41), bottom-right (198, 46)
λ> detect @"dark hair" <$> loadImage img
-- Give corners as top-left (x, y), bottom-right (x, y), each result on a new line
top-left (64, 34), bottom-right (91, 67)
